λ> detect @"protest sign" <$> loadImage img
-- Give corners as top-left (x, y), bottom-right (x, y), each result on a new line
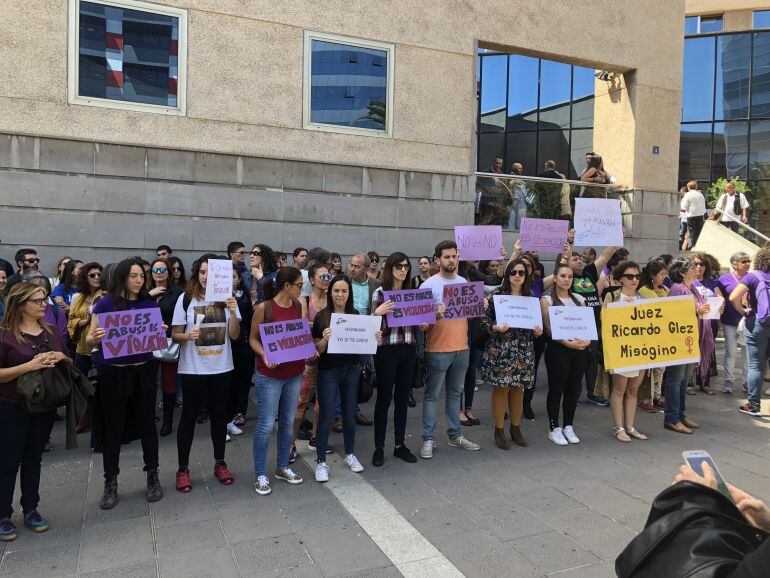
top-left (519, 218), bottom-right (569, 254)
top-left (601, 296), bottom-right (701, 372)
top-left (443, 281), bottom-right (485, 320)
top-left (493, 295), bottom-right (543, 330)
top-left (259, 318), bottom-right (316, 365)
top-left (204, 259), bottom-right (233, 302)
top-left (328, 314), bottom-right (381, 354)
top-left (573, 198), bottom-right (623, 247)
top-left (383, 288), bottom-right (435, 327)
top-left (454, 225), bottom-right (502, 261)
top-left (702, 296), bottom-right (724, 320)
top-left (548, 306), bottom-right (598, 341)
top-left (97, 308), bottom-right (167, 360)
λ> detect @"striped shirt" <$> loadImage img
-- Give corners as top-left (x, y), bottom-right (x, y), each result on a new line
top-left (372, 287), bottom-right (416, 346)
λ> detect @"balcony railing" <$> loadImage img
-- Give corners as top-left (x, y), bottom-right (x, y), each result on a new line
top-left (474, 171), bottom-right (630, 231)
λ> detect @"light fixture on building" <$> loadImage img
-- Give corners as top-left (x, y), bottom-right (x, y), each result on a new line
top-left (595, 70), bottom-right (616, 81)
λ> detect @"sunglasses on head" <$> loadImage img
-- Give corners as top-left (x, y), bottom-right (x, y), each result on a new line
top-left (88, 272), bottom-right (101, 279)
top-left (509, 269), bottom-right (527, 277)
top-left (393, 263), bottom-right (410, 271)
top-left (622, 274), bottom-right (640, 281)
top-left (152, 267), bottom-right (167, 274)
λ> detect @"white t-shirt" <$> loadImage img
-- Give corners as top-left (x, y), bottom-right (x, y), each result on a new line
top-left (300, 269), bottom-right (312, 298)
top-left (683, 190), bottom-right (707, 218)
top-left (679, 198), bottom-right (688, 223)
top-left (716, 192), bottom-right (749, 221)
top-left (172, 294), bottom-right (241, 375)
top-left (420, 273), bottom-right (469, 308)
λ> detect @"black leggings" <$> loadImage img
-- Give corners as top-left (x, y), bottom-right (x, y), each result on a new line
top-left (545, 341), bottom-right (589, 430)
top-left (227, 345), bottom-right (254, 419)
top-left (524, 334), bottom-right (547, 411)
top-left (374, 344), bottom-right (417, 448)
top-left (177, 372), bottom-right (230, 468)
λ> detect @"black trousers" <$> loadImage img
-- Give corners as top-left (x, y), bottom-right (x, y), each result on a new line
top-left (227, 344), bottom-right (254, 419)
top-left (545, 341), bottom-right (590, 430)
top-left (374, 344), bottom-right (417, 449)
top-left (524, 334), bottom-right (547, 411)
top-left (687, 216), bottom-right (705, 247)
top-left (0, 403), bottom-right (55, 519)
top-left (582, 341), bottom-right (599, 398)
top-left (178, 372), bottom-right (230, 468)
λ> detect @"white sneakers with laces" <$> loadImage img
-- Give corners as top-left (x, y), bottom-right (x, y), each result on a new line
top-left (254, 475), bottom-right (271, 495)
top-left (315, 462), bottom-right (330, 483)
top-left (420, 440), bottom-right (436, 459)
top-left (227, 421), bottom-right (243, 436)
top-left (562, 426), bottom-right (580, 444)
top-left (548, 427), bottom-right (569, 446)
top-left (344, 454), bottom-right (364, 473)
top-left (448, 435), bottom-right (480, 451)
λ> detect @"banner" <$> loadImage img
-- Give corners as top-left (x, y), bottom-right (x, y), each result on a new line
top-left (454, 225), bottom-right (502, 260)
top-left (548, 306), bottom-right (598, 341)
top-left (573, 198), bottom-right (623, 247)
top-left (328, 314), bottom-right (381, 354)
top-left (443, 281), bottom-right (485, 320)
top-left (519, 218), bottom-right (569, 254)
top-left (259, 319), bottom-right (316, 365)
top-left (601, 296), bottom-right (701, 372)
top-left (98, 308), bottom-right (167, 360)
top-left (204, 259), bottom-right (234, 302)
top-left (383, 288), bottom-right (436, 327)
top-left (493, 295), bottom-right (543, 330)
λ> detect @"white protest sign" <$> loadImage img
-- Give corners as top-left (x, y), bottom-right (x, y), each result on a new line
top-left (204, 259), bottom-right (233, 302)
top-left (548, 306), bottom-right (598, 341)
top-left (328, 313), bottom-right (381, 354)
top-left (493, 295), bottom-right (543, 330)
top-left (703, 296), bottom-right (724, 320)
top-left (573, 198), bottom-right (623, 247)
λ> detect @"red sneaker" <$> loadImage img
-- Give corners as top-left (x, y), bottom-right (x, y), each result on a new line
top-left (175, 469), bottom-right (191, 493)
top-left (214, 463), bottom-right (234, 485)
top-left (638, 401), bottom-right (656, 413)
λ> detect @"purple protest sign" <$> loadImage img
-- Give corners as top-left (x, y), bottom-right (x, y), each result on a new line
top-left (383, 288), bottom-right (436, 327)
top-left (97, 308), bottom-right (167, 360)
top-left (519, 218), bottom-right (569, 253)
top-left (259, 318), bottom-right (316, 365)
top-left (442, 281), bottom-right (485, 320)
top-left (454, 225), bottom-right (502, 261)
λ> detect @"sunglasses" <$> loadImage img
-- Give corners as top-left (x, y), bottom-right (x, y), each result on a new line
top-left (251, 250), bottom-right (262, 257)
top-left (289, 282), bottom-right (304, 289)
top-left (393, 263), bottom-right (410, 271)
top-left (509, 270), bottom-right (527, 277)
top-left (25, 258), bottom-right (40, 264)
top-left (693, 262), bottom-right (705, 267)
top-left (279, 256), bottom-right (287, 261)
top-left (318, 273), bottom-right (333, 281)
top-left (371, 260), bottom-right (379, 264)
top-left (622, 274), bottom-right (640, 281)
top-left (152, 267), bottom-right (167, 274)
top-left (88, 272), bottom-right (101, 279)
top-left (172, 266), bottom-right (181, 272)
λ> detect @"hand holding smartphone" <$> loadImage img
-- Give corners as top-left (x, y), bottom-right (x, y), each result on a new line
top-left (682, 450), bottom-right (731, 500)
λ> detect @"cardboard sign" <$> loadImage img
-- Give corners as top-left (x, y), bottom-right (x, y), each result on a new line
top-left (442, 281), bottom-right (485, 320)
top-left (454, 225), bottom-right (503, 261)
top-left (493, 295), bottom-right (543, 330)
top-left (601, 296), bottom-right (701, 372)
top-left (548, 306), bottom-right (598, 341)
top-left (573, 198), bottom-right (623, 247)
top-left (519, 218), bottom-right (569, 254)
top-left (328, 314), bottom-right (381, 354)
top-left (97, 308), bottom-right (167, 360)
top-left (383, 289), bottom-right (436, 327)
top-left (204, 259), bottom-right (233, 302)
top-left (259, 319), bottom-right (316, 365)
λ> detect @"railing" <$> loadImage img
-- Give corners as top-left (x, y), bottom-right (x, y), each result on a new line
top-left (474, 171), bottom-right (630, 232)
top-left (717, 211), bottom-right (770, 246)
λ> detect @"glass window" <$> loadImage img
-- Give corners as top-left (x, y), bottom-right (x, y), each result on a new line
top-left (507, 55), bottom-right (538, 131)
top-left (539, 60), bottom-right (572, 129)
top-left (700, 15), bottom-right (723, 33)
top-left (750, 119), bottom-right (770, 179)
top-left (570, 129), bottom-right (594, 179)
top-left (538, 130), bottom-right (570, 176)
top-left (478, 133), bottom-right (506, 172)
top-left (70, 0), bottom-right (186, 114)
top-left (479, 54), bottom-right (508, 132)
top-left (752, 32), bottom-right (770, 118)
top-left (506, 132), bottom-right (537, 176)
top-left (715, 34), bottom-right (750, 120)
top-left (722, 121), bottom-right (749, 178)
top-left (685, 16), bottom-right (699, 35)
top-left (682, 37), bottom-right (716, 121)
top-left (680, 123), bottom-right (713, 180)
top-left (754, 10), bottom-right (770, 29)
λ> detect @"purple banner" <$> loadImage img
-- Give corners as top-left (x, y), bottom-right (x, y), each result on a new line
top-left (442, 281), bottom-right (485, 320)
top-left (97, 308), bottom-right (167, 360)
top-left (519, 218), bottom-right (569, 254)
top-left (259, 318), bottom-right (316, 365)
top-left (454, 225), bottom-right (502, 261)
top-left (383, 289), bottom-right (436, 327)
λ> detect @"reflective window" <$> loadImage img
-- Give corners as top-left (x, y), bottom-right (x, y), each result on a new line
top-left (755, 10), bottom-right (770, 29)
top-left (750, 120), bottom-right (770, 179)
top-left (752, 32), bottom-right (770, 118)
top-left (700, 15), bottom-right (723, 33)
top-left (680, 123), bottom-right (713, 180)
top-left (539, 60), bottom-right (572, 129)
top-left (538, 131), bottom-right (570, 176)
top-left (685, 16), bottom-right (699, 35)
top-left (506, 132), bottom-right (537, 176)
top-left (478, 133), bottom-right (506, 171)
top-left (480, 55), bottom-right (508, 132)
top-left (715, 34), bottom-right (750, 120)
top-left (570, 129), bottom-right (594, 179)
top-left (507, 55), bottom-right (538, 131)
top-left (682, 36), bottom-right (716, 121)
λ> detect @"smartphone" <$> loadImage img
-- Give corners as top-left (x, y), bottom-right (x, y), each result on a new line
top-left (682, 450), bottom-right (731, 499)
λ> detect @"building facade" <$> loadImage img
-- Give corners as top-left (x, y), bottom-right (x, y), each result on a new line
top-left (0, 0), bottom-right (684, 270)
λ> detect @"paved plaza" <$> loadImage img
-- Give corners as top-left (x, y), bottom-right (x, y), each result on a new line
top-left (2, 345), bottom-right (769, 578)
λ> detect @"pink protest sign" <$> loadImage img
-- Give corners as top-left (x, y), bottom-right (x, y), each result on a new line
top-left (519, 218), bottom-right (569, 253)
top-left (97, 308), bottom-right (167, 360)
top-left (442, 281), bottom-right (485, 320)
top-left (454, 226), bottom-right (502, 261)
top-left (259, 318), bottom-right (316, 365)
top-left (383, 289), bottom-right (436, 327)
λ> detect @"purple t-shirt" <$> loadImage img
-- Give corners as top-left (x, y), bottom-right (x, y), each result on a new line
top-left (92, 294), bottom-right (159, 365)
top-left (0, 326), bottom-right (66, 405)
top-left (718, 272), bottom-right (745, 326)
top-left (740, 271), bottom-right (770, 318)
top-left (531, 278), bottom-right (545, 299)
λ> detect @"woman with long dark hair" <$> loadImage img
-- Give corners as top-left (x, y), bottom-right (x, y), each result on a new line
top-left (245, 244), bottom-right (280, 306)
top-left (329, 253), bottom-right (343, 276)
top-left (87, 258), bottom-right (163, 509)
top-left (168, 257), bottom-right (187, 289)
top-left (51, 259), bottom-right (83, 313)
top-left (638, 259), bottom-right (669, 409)
top-left (410, 256), bottom-right (432, 289)
top-left (67, 262), bottom-right (103, 378)
top-left (226, 264), bottom-right (255, 435)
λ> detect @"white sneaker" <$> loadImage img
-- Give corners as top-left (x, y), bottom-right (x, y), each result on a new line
top-left (563, 426), bottom-right (580, 444)
top-left (254, 475), bottom-right (271, 495)
top-left (344, 454), bottom-right (364, 473)
top-left (227, 421), bottom-right (243, 436)
top-left (420, 440), bottom-right (436, 459)
top-left (315, 462), bottom-right (330, 483)
top-left (549, 427), bottom-right (569, 446)
top-left (225, 434), bottom-right (231, 443)
top-left (448, 435), bottom-right (481, 451)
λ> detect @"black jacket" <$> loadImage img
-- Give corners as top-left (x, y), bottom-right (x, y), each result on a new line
top-left (616, 481), bottom-right (769, 577)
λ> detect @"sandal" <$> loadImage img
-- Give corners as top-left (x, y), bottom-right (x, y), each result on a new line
top-left (627, 427), bottom-right (648, 440)
top-left (700, 386), bottom-right (716, 396)
top-left (611, 426), bottom-right (631, 443)
top-left (686, 388), bottom-right (697, 395)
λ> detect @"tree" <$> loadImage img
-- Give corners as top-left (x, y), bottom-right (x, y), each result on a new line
top-left (707, 177), bottom-right (751, 208)
top-left (358, 99), bottom-right (386, 129)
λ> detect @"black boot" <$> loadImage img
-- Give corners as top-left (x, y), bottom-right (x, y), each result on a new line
top-left (146, 469), bottom-right (163, 502)
top-left (99, 475), bottom-right (118, 510)
top-left (160, 393), bottom-right (175, 437)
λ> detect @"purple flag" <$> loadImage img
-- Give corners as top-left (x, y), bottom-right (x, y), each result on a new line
top-left (259, 318), bottom-right (316, 365)
top-left (97, 308), bottom-right (167, 360)
top-left (442, 281), bottom-right (485, 320)
top-left (383, 289), bottom-right (436, 327)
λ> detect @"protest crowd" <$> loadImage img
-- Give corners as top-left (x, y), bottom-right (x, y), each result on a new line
top-left (1, 207), bottom-right (770, 564)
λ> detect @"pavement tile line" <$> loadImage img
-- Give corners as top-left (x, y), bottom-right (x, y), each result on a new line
top-left (297, 442), bottom-right (464, 578)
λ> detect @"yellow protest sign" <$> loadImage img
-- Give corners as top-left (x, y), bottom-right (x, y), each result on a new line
top-left (601, 296), bottom-right (701, 372)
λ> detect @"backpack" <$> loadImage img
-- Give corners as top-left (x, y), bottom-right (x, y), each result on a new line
top-left (751, 271), bottom-right (770, 326)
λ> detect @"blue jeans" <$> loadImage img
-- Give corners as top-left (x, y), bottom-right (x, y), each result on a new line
top-left (252, 372), bottom-right (302, 477)
top-left (745, 316), bottom-right (770, 406)
top-left (423, 349), bottom-right (469, 441)
top-left (317, 363), bottom-right (362, 461)
top-left (663, 363), bottom-right (694, 425)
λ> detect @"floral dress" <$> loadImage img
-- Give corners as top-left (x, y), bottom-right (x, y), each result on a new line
top-left (480, 289), bottom-right (536, 389)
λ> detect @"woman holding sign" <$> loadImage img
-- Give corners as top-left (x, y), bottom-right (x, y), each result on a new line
top-left (482, 259), bottom-right (542, 450)
top-left (171, 256), bottom-right (241, 493)
top-left (540, 264), bottom-right (591, 446)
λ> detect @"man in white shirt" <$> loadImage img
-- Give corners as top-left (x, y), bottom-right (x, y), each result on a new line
top-left (682, 181), bottom-right (707, 247)
top-left (710, 181), bottom-right (749, 234)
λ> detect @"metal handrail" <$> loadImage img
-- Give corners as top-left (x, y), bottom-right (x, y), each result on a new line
top-left (475, 171), bottom-right (630, 191)
top-left (716, 211), bottom-right (770, 244)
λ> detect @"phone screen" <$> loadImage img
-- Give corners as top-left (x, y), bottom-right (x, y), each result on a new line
top-left (685, 454), bottom-right (731, 499)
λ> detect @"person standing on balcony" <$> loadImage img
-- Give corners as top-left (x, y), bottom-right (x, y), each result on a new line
top-left (682, 181), bottom-right (707, 248)
top-left (579, 155), bottom-right (611, 199)
top-left (710, 181), bottom-right (749, 233)
top-left (508, 162), bottom-right (528, 230)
